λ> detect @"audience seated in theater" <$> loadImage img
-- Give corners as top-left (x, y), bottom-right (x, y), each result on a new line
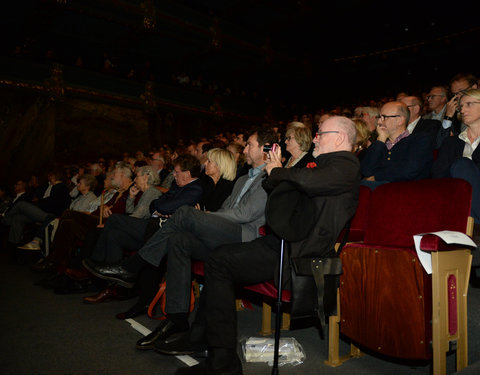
top-left (152, 116), bottom-right (360, 374)
top-left (84, 157), bottom-right (201, 266)
top-left (437, 73), bottom-right (478, 147)
top-left (283, 122), bottom-right (315, 168)
top-left (400, 95), bottom-right (441, 146)
top-left (432, 89), bottom-right (480, 223)
top-left (18, 174), bottom-right (98, 251)
top-left (86, 148), bottom-right (237, 312)
top-left (1, 170), bottom-right (71, 250)
top-left (83, 127), bottom-right (276, 337)
top-left (361, 101), bottom-right (434, 189)
top-left (31, 164), bottom-right (134, 272)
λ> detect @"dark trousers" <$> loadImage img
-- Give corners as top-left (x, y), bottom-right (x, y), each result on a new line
top-left (202, 234), bottom-right (280, 350)
top-left (48, 210), bottom-right (99, 266)
top-left (90, 214), bottom-right (151, 264)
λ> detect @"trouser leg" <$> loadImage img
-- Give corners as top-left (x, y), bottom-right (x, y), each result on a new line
top-left (90, 214), bottom-right (148, 264)
top-left (204, 235), bottom-right (280, 350)
top-left (140, 205), bottom-right (241, 267)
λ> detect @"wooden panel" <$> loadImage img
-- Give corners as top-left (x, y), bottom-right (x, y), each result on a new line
top-left (340, 245), bottom-right (431, 360)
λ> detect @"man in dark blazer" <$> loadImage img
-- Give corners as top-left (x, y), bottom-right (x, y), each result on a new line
top-left (154, 116), bottom-right (361, 375)
top-left (400, 96), bottom-right (441, 147)
top-left (361, 101), bottom-right (434, 189)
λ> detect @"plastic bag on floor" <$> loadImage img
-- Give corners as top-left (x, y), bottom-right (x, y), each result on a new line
top-left (242, 337), bottom-right (305, 366)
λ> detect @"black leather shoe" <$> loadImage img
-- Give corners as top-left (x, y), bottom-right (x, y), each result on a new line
top-left (83, 261), bottom-right (137, 288)
top-left (136, 320), bottom-right (188, 350)
top-left (154, 330), bottom-right (208, 356)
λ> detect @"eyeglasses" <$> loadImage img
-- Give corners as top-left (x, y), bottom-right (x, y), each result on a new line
top-left (315, 131), bottom-right (339, 138)
top-left (458, 101), bottom-right (480, 111)
top-left (376, 114), bottom-right (401, 121)
top-left (426, 94), bottom-right (445, 100)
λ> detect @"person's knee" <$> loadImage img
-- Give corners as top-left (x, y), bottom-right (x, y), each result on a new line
top-left (205, 244), bottom-right (234, 276)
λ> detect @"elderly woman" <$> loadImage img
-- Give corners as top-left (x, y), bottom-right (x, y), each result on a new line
top-left (200, 148), bottom-right (237, 212)
top-left (433, 89), bottom-right (480, 223)
top-left (283, 122), bottom-right (315, 168)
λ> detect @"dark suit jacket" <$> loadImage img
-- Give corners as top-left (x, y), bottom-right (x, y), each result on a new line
top-left (432, 136), bottom-right (480, 178)
top-left (436, 115), bottom-right (463, 149)
top-left (267, 151), bottom-right (361, 259)
top-left (149, 179), bottom-right (203, 215)
top-left (36, 183), bottom-right (71, 216)
top-left (158, 168), bottom-right (170, 185)
top-left (361, 132), bottom-right (434, 182)
top-left (412, 118), bottom-right (441, 146)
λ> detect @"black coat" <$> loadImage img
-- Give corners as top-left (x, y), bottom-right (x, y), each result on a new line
top-left (266, 151), bottom-right (361, 260)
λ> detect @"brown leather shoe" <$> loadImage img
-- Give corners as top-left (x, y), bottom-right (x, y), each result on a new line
top-left (65, 267), bottom-right (92, 281)
top-left (83, 286), bottom-right (117, 304)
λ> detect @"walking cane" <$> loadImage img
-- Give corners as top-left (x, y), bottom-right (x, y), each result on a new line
top-left (271, 238), bottom-right (286, 375)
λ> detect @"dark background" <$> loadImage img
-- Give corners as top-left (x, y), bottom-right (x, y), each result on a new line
top-left (2, 0), bottom-right (479, 111)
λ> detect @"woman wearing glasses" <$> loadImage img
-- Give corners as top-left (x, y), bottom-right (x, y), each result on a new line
top-left (433, 89), bottom-right (480, 223)
top-left (283, 122), bottom-right (315, 168)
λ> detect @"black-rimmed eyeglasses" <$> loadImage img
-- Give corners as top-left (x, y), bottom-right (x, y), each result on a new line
top-left (376, 114), bottom-right (401, 121)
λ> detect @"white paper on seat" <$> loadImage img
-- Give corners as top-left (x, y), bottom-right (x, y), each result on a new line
top-left (414, 231), bottom-right (477, 274)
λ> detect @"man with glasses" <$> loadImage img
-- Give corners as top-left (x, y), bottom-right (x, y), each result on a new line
top-left (400, 96), bottom-right (441, 146)
top-left (425, 86), bottom-right (448, 121)
top-left (361, 101), bottom-right (434, 189)
top-left (437, 73), bottom-right (479, 147)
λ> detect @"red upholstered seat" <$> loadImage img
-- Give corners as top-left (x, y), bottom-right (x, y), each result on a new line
top-left (336, 178), bottom-right (473, 369)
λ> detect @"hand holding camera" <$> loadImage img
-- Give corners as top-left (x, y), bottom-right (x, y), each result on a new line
top-left (264, 143), bottom-right (282, 175)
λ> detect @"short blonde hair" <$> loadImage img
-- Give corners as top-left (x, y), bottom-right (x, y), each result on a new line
top-left (285, 123), bottom-right (312, 152)
top-left (207, 148), bottom-right (237, 181)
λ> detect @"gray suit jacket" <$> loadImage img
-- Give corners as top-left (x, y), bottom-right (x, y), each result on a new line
top-left (211, 171), bottom-right (267, 242)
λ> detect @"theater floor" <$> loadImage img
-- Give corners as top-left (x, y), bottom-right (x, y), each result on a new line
top-left (1, 250), bottom-right (480, 375)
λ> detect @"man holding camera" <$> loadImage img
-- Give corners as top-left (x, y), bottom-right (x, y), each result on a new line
top-left (157, 116), bottom-right (360, 375)
top-left (88, 127), bottom-right (277, 347)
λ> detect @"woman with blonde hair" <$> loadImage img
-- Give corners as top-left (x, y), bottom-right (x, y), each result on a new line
top-left (352, 118), bottom-right (371, 160)
top-left (199, 148), bottom-right (236, 212)
top-left (283, 122), bottom-right (315, 168)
